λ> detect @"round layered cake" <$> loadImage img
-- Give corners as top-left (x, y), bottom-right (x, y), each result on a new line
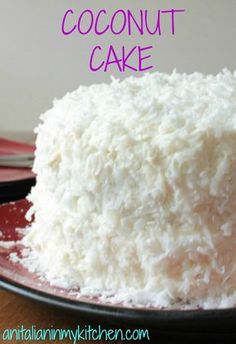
top-left (23, 70), bottom-right (236, 308)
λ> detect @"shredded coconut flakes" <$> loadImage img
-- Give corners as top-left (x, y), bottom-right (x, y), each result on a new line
top-left (22, 70), bottom-right (236, 309)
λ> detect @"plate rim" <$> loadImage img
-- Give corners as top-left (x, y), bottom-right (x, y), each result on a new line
top-left (1, 274), bottom-right (236, 322)
top-left (0, 176), bottom-right (35, 188)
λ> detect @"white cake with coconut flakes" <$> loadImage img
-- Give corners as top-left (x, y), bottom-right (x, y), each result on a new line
top-left (23, 70), bottom-right (236, 309)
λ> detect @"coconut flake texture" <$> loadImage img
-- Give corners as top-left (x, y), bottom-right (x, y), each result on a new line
top-left (23, 70), bottom-right (236, 309)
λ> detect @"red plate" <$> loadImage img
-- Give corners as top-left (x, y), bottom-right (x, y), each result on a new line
top-left (0, 200), bottom-right (236, 333)
top-left (0, 137), bottom-right (34, 155)
top-left (0, 138), bottom-right (35, 184)
top-left (0, 168), bottom-right (35, 184)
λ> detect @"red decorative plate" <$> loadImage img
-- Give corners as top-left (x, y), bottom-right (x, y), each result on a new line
top-left (0, 167), bottom-right (35, 185)
top-left (0, 138), bottom-right (35, 185)
top-left (0, 200), bottom-right (236, 333)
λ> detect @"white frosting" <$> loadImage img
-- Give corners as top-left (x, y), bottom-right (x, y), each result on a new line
top-left (23, 70), bottom-right (236, 309)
